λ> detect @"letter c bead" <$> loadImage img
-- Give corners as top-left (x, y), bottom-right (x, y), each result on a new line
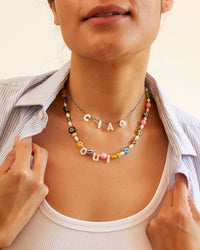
top-left (84, 114), bottom-right (91, 122)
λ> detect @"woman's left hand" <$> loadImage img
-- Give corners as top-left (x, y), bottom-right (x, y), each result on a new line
top-left (146, 173), bottom-right (200, 250)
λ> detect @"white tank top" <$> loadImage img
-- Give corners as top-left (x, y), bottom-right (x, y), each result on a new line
top-left (4, 144), bottom-right (174, 250)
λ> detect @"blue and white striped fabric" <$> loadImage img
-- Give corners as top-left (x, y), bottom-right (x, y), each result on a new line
top-left (0, 60), bottom-right (200, 211)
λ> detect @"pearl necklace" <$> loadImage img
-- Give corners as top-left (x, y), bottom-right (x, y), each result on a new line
top-left (67, 89), bottom-right (145, 131)
top-left (62, 88), bottom-right (151, 163)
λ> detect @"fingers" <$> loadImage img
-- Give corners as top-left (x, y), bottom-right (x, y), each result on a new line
top-left (172, 173), bottom-right (189, 210)
top-left (188, 194), bottom-right (200, 222)
top-left (12, 137), bottom-right (33, 172)
top-left (161, 190), bottom-right (173, 207)
top-left (31, 143), bottom-right (48, 181)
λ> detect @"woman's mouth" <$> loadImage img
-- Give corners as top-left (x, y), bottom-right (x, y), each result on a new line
top-left (83, 4), bottom-right (130, 24)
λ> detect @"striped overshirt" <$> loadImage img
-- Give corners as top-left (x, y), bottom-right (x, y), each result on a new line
top-left (0, 61), bottom-right (200, 212)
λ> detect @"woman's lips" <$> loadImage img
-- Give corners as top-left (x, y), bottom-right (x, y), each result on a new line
top-left (83, 4), bottom-right (130, 24)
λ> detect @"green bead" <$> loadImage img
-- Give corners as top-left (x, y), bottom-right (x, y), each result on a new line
top-left (136, 129), bottom-right (143, 136)
top-left (145, 91), bottom-right (150, 98)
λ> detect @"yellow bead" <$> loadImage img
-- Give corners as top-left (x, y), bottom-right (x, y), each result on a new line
top-left (77, 141), bottom-right (84, 148)
top-left (110, 154), bottom-right (118, 159)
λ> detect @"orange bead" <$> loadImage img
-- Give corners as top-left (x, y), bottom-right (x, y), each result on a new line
top-left (77, 141), bottom-right (84, 148)
top-left (61, 89), bottom-right (67, 97)
top-left (110, 154), bottom-right (118, 159)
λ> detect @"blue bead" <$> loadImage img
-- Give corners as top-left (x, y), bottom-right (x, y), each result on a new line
top-left (87, 149), bottom-right (94, 155)
top-left (123, 147), bottom-right (130, 155)
top-left (64, 97), bottom-right (67, 103)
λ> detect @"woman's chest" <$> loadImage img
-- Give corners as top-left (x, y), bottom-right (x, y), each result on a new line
top-left (33, 124), bottom-right (168, 222)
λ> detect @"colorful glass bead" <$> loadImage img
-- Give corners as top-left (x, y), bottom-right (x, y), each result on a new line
top-left (61, 89), bottom-right (67, 97)
top-left (63, 107), bottom-right (69, 114)
top-left (87, 149), bottom-right (94, 155)
top-left (140, 120), bottom-right (146, 126)
top-left (100, 153), bottom-right (107, 160)
top-left (136, 129), bottom-right (143, 136)
top-left (64, 97), bottom-right (67, 103)
top-left (146, 103), bottom-right (151, 108)
top-left (143, 112), bottom-right (149, 118)
top-left (69, 126), bottom-right (76, 134)
top-left (77, 141), bottom-right (84, 148)
top-left (123, 147), bottom-right (130, 155)
top-left (110, 154), bottom-right (118, 159)
top-left (146, 91), bottom-right (150, 98)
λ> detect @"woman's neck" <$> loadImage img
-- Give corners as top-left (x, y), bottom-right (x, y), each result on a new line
top-left (68, 49), bottom-right (150, 122)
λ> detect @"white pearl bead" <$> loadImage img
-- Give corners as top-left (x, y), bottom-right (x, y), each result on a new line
top-left (144, 117), bottom-right (147, 121)
top-left (140, 125), bottom-right (144, 129)
top-left (146, 88), bottom-right (148, 92)
top-left (66, 113), bottom-right (70, 118)
top-left (135, 135), bottom-right (140, 140)
top-left (68, 122), bottom-right (72, 126)
top-left (80, 147), bottom-right (87, 155)
top-left (72, 132), bottom-right (77, 137)
top-left (129, 144), bottom-right (134, 149)
top-left (119, 152), bottom-right (125, 157)
top-left (146, 108), bottom-right (149, 112)
top-left (147, 98), bottom-right (151, 103)
top-left (74, 136), bottom-right (79, 142)
top-left (64, 103), bottom-right (67, 107)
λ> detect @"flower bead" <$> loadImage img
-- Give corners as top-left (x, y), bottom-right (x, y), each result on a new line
top-left (69, 126), bottom-right (76, 134)
top-left (136, 129), bottom-right (143, 136)
top-left (123, 147), bottom-right (130, 155)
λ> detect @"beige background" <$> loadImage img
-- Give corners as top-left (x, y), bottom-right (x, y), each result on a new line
top-left (0, 0), bottom-right (199, 118)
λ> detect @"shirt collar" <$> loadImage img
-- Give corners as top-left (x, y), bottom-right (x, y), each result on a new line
top-left (15, 61), bottom-right (71, 109)
top-left (145, 73), bottom-right (196, 157)
top-left (15, 60), bottom-right (196, 157)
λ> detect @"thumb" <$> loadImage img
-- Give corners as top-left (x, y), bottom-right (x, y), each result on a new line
top-left (188, 194), bottom-right (200, 223)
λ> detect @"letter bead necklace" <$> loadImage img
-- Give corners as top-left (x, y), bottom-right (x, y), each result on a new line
top-left (62, 88), bottom-right (151, 163)
top-left (68, 89), bottom-right (145, 131)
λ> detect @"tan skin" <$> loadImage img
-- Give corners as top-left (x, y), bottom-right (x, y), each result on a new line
top-left (0, 0), bottom-right (200, 248)
top-left (37, 0), bottom-right (170, 221)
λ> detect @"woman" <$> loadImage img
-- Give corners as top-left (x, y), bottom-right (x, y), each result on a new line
top-left (0, 0), bottom-right (200, 249)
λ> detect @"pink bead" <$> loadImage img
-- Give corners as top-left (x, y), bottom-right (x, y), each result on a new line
top-left (146, 103), bottom-right (151, 108)
top-left (140, 119), bottom-right (146, 125)
top-left (100, 153), bottom-right (107, 160)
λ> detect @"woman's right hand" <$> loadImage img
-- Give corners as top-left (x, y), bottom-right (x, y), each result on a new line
top-left (0, 137), bottom-right (49, 248)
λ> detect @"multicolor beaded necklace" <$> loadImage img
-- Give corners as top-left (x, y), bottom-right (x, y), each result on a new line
top-left (62, 87), bottom-right (151, 163)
